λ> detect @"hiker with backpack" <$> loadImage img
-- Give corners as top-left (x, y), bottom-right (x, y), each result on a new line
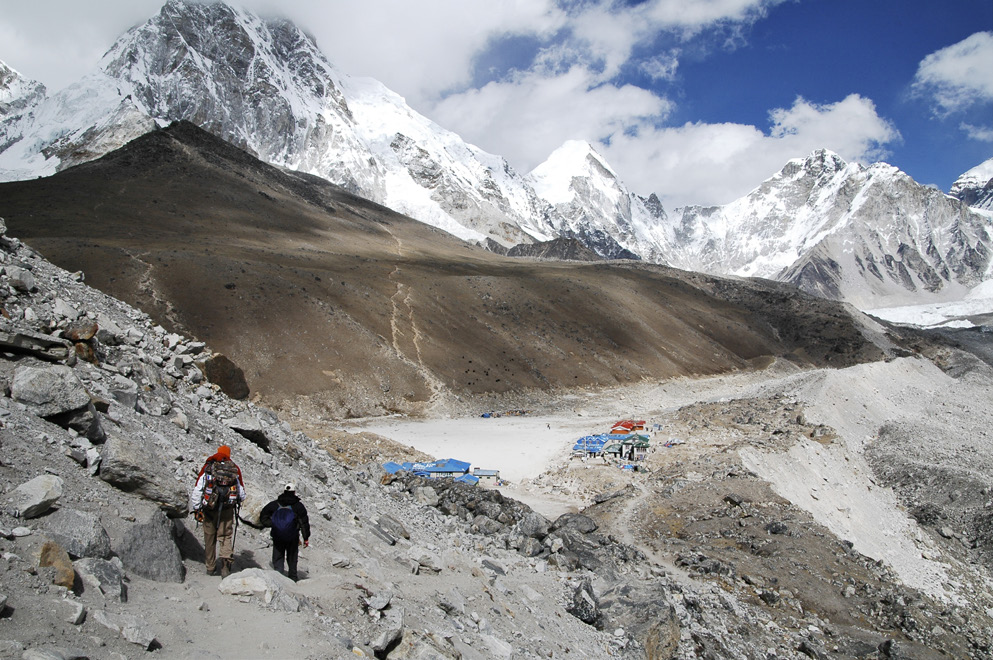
top-left (259, 483), bottom-right (311, 582)
top-left (190, 445), bottom-right (246, 577)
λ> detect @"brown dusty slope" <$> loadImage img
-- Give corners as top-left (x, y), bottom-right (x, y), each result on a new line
top-left (0, 121), bottom-right (889, 418)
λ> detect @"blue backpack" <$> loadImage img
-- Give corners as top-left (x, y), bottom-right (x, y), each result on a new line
top-left (271, 504), bottom-right (298, 542)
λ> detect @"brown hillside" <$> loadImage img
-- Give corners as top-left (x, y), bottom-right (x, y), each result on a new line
top-left (0, 121), bottom-right (888, 419)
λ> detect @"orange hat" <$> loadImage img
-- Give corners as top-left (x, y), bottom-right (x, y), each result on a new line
top-left (217, 445), bottom-right (231, 459)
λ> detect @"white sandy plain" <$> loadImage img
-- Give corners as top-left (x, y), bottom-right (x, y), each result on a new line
top-left (348, 356), bottom-right (993, 605)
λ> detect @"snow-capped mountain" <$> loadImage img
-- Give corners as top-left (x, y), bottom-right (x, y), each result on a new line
top-left (0, 61), bottom-right (46, 119)
top-left (660, 150), bottom-right (992, 307)
top-left (527, 140), bottom-right (668, 261)
top-left (950, 158), bottom-right (993, 213)
top-left (0, 0), bottom-right (554, 246)
top-left (0, 0), bottom-right (990, 313)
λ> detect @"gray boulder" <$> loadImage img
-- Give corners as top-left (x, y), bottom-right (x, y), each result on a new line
top-left (519, 537), bottom-right (544, 557)
top-left (73, 557), bottom-right (125, 602)
top-left (218, 567), bottom-right (295, 601)
top-left (598, 580), bottom-right (680, 658)
top-left (413, 486), bottom-right (439, 507)
top-left (108, 374), bottom-right (139, 412)
top-left (6, 265), bottom-right (36, 292)
top-left (92, 611), bottom-right (159, 650)
top-left (10, 365), bottom-right (90, 415)
top-left (514, 511), bottom-right (550, 539)
top-left (377, 514), bottom-right (410, 540)
top-left (408, 547), bottom-right (443, 574)
top-left (371, 606), bottom-right (404, 656)
top-left (9, 474), bottom-right (63, 519)
top-left (115, 508), bottom-right (185, 583)
top-left (44, 508), bottom-right (112, 559)
top-left (98, 429), bottom-right (187, 517)
top-left (551, 512), bottom-right (598, 534)
top-left (10, 365), bottom-right (104, 441)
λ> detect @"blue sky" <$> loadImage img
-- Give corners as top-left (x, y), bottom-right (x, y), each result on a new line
top-left (1, 0), bottom-right (991, 208)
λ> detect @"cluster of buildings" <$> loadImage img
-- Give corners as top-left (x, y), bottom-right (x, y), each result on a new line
top-left (382, 458), bottom-right (502, 488)
top-left (572, 419), bottom-right (652, 464)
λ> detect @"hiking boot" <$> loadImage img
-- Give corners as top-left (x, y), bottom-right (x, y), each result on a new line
top-left (220, 560), bottom-right (231, 578)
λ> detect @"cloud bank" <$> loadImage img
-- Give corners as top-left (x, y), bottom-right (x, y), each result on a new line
top-left (912, 31), bottom-right (993, 117)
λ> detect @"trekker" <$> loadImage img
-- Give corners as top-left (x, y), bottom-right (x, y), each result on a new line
top-left (260, 483), bottom-right (311, 582)
top-left (190, 445), bottom-right (246, 577)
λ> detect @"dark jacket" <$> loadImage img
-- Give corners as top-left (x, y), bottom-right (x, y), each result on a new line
top-left (259, 491), bottom-right (311, 542)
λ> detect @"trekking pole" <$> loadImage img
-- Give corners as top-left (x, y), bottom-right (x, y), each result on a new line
top-left (231, 502), bottom-right (240, 553)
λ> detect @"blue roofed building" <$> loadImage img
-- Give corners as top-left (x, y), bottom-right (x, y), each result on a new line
top-left (384, 458), bottom-right (472, 480)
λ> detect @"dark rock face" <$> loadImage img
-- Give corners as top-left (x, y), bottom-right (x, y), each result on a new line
top-left (115, 509), bottom-right (186, 583)
top-left (200, 353), bottom-right (249, 400)
top-left (507, 237), bottom-right (604, 261)
top-left (566, 577), bottom-right (601, 628)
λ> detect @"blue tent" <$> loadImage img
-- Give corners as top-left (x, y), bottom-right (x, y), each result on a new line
top-left (454, 474), bottom-right (480, 485)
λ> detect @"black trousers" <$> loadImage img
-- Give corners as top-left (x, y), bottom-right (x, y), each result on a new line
top-left (271, 537), bottom-right (299, 580)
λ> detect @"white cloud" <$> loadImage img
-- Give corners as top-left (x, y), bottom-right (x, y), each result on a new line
top-left (639, 51), bottom-right (681, 82)
top-left (255, 0), bottom-right (566, 113)
top-left (429, 65), bottom-right (673, 174)
top-left (0, 0), bottom-right (162, 91)
top-left (912, 31), bottom-right (993, 116)
top-left (599, 94), bottom-right (900, 208)
top-left (961, 123), bottom-right (993, 142)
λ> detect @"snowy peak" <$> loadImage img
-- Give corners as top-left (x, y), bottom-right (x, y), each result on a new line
top-left (98, 0), bottom-right (380, 187)
top-left (102, 0), bottom-right (350, 121)
top-left (525, 140), bottom-right (668, 261)
top-left (0, 2), bottom-right (989, 314)
top-left (950, 157), bottom-right (993, 212)
top-left (0, 60), bottom-right (46, 118)
top-left (778, 148), bottom-right (850, 181)
top-left (101, 0), bottom-right (554, 245)
top-left (662, 149), bottom-right (993, 308)
top-left (528, 140), bottom-right (617, 205)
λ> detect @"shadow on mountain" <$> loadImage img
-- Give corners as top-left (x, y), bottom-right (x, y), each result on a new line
top-left (1, 121), bottom-right (894, 419)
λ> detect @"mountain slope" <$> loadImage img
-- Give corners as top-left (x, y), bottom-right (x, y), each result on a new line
top-left (666, 150), bottom-right (993, 308)
top-left (1, 2), bottom-right (989, 313)
top-left (0, 1), bottom-right (553, 247)
top-left (0, 61), bottom-right (46, 119)
top-left (2, 207), bottom-right (990, 659)
top-left (0, 121), bottom-right (893, 420)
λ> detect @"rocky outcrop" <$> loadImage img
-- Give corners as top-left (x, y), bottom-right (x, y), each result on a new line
top-left (43, 509), bottom-right (113, 560)
top-left (507, 237), bottom-right (605, 261)
top-left (97, 429), bottom-right (188, 517)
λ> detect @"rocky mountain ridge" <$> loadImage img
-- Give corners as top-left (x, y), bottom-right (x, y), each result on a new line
top-left (1, 1), bottom-right (990, 313)
top-left (0, 120), bottom-right (899, 420)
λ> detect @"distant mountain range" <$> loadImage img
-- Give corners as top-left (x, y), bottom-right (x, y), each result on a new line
top-left (1, 0), bottom-right (990, 311)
